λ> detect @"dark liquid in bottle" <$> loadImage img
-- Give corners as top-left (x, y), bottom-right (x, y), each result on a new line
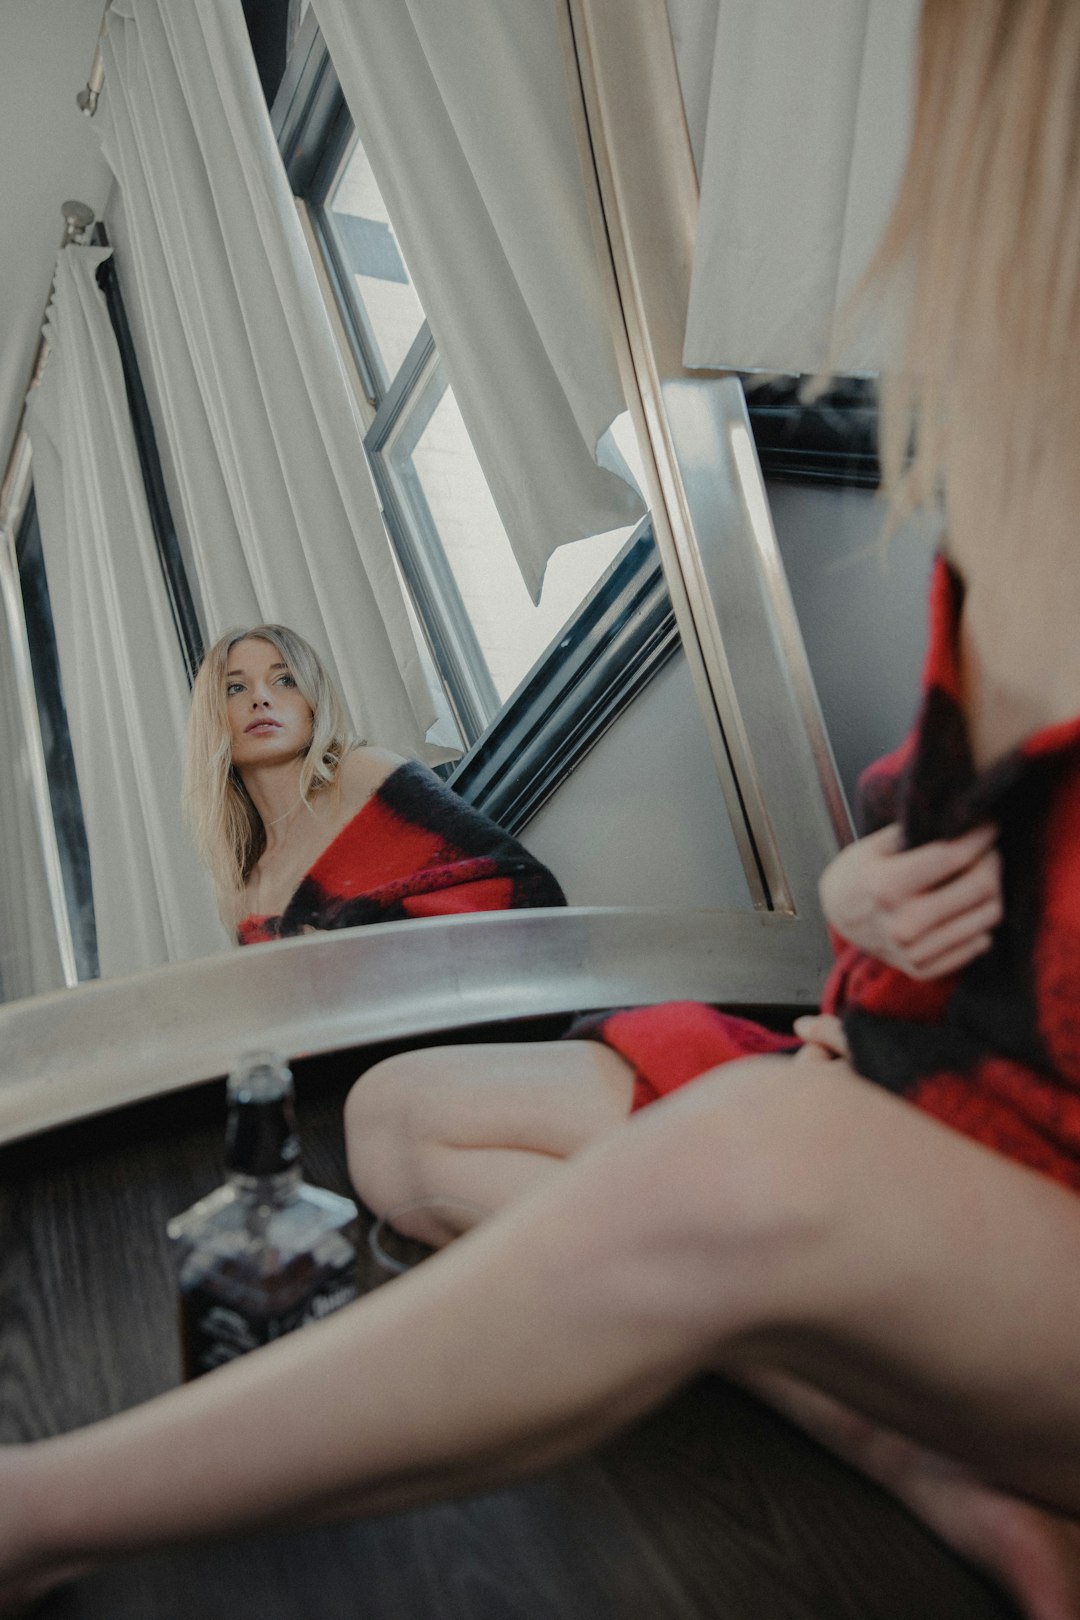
top-left (179, 1254), bottom-right (359, 1380)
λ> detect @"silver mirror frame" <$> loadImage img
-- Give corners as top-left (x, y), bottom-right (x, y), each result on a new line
top-left (1, 3), bottom-right (854, 1142)
top-left (565, 0), bottom-right (852, 924)
top-left (0, 904), bottom-right (831, 1147)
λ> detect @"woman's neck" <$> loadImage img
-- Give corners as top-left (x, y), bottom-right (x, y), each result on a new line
top-left (239, 759), bottom-right (309, 851)
top-left (957, 596), bottom-right (1079, 771)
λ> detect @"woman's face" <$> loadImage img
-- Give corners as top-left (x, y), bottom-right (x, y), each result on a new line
top-left (224, 638), bottom-right (315, 770)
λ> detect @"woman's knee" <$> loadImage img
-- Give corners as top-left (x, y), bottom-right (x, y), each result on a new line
top-left (344, 1049), bottom-right (441, 1212)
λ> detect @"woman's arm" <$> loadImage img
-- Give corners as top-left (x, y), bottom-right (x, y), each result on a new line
top-left (818, 821), bottom-right (1003, 980)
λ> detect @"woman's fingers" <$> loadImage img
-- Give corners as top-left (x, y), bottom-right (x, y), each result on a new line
top-left (903, 892), bottom-right (1004, 972)
top-left (891, 848), bottom-right (1003, 951)
top-left (818, 821), bottom-right (1003, 979)
top-left (792, 1014), bottom-right (850, 1060)
top-left (905, 933), bottom-right (995, 982)
top-left (882, 822), bottom-right (999, 907)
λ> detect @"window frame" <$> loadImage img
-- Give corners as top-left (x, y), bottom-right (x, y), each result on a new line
top-left (363, 326), bottom-right (501, 742)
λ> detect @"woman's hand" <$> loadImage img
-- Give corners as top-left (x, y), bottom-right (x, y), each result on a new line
top-left (818, 821), bottom-right (1002, 980)
top-left (792, 1014), bottom-right (850, 1064)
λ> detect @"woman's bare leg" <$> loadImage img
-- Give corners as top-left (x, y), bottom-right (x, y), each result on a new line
top-left (7, 1054), bottom-right (1080, 1616)
top-left (344, 1040), bottom-right (635, 1241)
top-left (724, 1364), bottom-right (1080, 1620)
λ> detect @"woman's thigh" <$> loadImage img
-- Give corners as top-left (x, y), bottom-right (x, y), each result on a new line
top-left (634, 1054), bottom-right (1080, 1508)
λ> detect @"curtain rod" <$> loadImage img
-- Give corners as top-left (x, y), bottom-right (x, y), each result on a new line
top-left (77, 1), bottom-right (112, 117)
top-left (0, 203), bottom-right (97, 537)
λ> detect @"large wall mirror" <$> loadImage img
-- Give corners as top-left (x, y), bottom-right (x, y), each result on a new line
top-left (0, 0), bottom-right (930, 1139)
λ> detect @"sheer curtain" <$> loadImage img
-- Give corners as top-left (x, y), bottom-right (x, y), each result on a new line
top-left (97, 0), bottom-right (438, 755)
top-left (310, 0), bottom-right (645, 601)
top-left (25, 245), bottom-right (227, 978)
top-left (679, 0), bottom-right (919, 374)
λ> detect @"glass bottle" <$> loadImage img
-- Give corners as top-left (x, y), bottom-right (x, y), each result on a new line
top-left (167, 1050), bottom-right (360, 1380)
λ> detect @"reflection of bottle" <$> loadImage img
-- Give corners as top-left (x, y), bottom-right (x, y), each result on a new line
top-left (168, 1051), bottom-right (360, 1380)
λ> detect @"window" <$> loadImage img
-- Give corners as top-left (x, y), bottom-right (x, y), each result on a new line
top-left (270, 17), bottom-right (875, 824)
top-left (300, 104), bottom-right (641, 749)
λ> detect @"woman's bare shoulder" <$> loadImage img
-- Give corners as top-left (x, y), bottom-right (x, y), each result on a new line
top-left (336, 746), bottom-right (410, 812)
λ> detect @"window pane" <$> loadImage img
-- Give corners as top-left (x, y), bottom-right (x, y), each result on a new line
top-left (385, 364), bottom-right (634, 710)
top-left (324, 135), bottom-right (425, 389)
top-left (15, 492), bottom-right (98, 979)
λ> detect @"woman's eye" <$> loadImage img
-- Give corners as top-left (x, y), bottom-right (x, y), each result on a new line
top-left (226, 682), bottom-right (244, 697)
top-left (277, 674), bottom-right (296, 688)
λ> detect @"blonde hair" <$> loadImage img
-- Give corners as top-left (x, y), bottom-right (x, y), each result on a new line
top-left (184, 625), bottom-right (356, 923)
top-left (868, 0), bottom-right (1080, 701)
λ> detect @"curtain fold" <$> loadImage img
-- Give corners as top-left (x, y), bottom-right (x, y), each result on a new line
top-left (97, 0), bottom-right (439, 755)
top-left (25, 246), bottom-right (228, 977)
top-left (310, 0), bottom-right (645, 602)
top-left (681, 0), bottom-right (919, 375)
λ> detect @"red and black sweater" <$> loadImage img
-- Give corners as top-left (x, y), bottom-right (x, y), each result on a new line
top-left (580, 558), bottom-right (1080, 1191)
top-left (237, 761), bottom-right (564, 945)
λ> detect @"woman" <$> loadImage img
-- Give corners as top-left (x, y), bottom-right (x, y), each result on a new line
top-left (3, 4), bottom-right (1080, 1616)
top-left (184, 624), bottom-right (564, 941)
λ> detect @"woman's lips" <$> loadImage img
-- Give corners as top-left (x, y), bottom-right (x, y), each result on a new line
top-left (245, 719), bottom-right (282, 733)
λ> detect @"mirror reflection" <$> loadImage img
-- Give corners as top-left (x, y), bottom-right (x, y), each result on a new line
top-left (188, 624), bottom-right (564, 943)
top-left (0, 0), bottom-right (922, 1024)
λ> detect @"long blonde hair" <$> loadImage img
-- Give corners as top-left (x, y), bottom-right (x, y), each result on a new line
top-left (184, 625), bottom-right (356, 923)
top-left (869, 0), bottom-right (1080, 703)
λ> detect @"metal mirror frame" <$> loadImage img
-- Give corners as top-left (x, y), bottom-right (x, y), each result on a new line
top-left (0, 0), bottom-right (852, 1141)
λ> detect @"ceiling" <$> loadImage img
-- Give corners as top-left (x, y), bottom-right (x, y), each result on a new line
top-left (0, 0), bottom-right (115, 486)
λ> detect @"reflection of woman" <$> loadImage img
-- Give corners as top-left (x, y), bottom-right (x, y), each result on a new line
top-left (184, 624), bottom-right (564, 942)
top-left (3, 4), bottom-right (1080, 1615)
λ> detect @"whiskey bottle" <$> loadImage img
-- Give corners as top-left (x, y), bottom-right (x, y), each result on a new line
top-left (168, 1051), bottom-right (360, 1379)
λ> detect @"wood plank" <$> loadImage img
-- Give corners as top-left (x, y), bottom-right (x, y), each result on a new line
top-left (0, 1051), bottom-right (1018, 1618)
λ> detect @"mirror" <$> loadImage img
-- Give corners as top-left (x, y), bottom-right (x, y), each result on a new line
top-left (0, 0), bottom-right (921, 1108)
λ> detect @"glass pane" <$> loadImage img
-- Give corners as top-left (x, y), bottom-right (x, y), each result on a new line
top-left (386, 365), bottom-right (636, 711)
top-left (325, 135), bottom-right (425, 390)
top-left (15, 492), bottom-right (98, 980)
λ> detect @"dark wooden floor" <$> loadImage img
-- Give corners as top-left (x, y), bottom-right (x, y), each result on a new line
top-left (0, 1038), bottom-right (1018, 1619)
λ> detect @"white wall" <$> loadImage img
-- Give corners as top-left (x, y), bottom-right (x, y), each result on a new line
top-left (0, 0), bottom-right (114, 481)
top-left (522, 650), bottom-right (754, 910)
top-left (521, 480), bottom-right (936, 905)
top-left (768, 480), bottom-right (936, 814)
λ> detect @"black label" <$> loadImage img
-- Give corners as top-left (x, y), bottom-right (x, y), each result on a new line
top-left (180, 1267), bottom-right (359, 1379)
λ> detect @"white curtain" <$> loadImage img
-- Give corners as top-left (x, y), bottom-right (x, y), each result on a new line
top-left (25, 245), bottom-right (228, 978)
top-left (97, 0), bottom-right (439, 755)
top-left (310, 0), bottom-right (646, 602)
top-left (680, 0), bottom-right (919, 374)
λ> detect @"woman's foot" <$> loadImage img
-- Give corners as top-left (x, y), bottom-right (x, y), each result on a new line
top-left (737, 1370), bottom-right (1080, 1620)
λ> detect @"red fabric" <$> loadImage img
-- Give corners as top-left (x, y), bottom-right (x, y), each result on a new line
top-left (576, 557), bottom-right (1080, 1191)
top-left (237, 761), bottom-right (564, 943)
top-left (401, 877), bottom-right (515, 917)
top-left (587, 1004), bottom-right (799, 1110)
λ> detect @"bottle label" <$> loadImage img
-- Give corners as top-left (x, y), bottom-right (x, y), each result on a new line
top-left (180, 1267), bottom-right (360, 1379)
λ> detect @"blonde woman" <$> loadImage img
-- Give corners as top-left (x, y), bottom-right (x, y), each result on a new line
top-left (3, 4), bottom-right (1080, 1617)
top-left (184, 624), bottom-right (564, 942)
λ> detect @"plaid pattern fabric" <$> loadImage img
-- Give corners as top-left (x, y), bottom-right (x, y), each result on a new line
top-left (238, 761), bottom-right (565, 944)
top-left (578, 558), bottom-right (1080, 1190)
